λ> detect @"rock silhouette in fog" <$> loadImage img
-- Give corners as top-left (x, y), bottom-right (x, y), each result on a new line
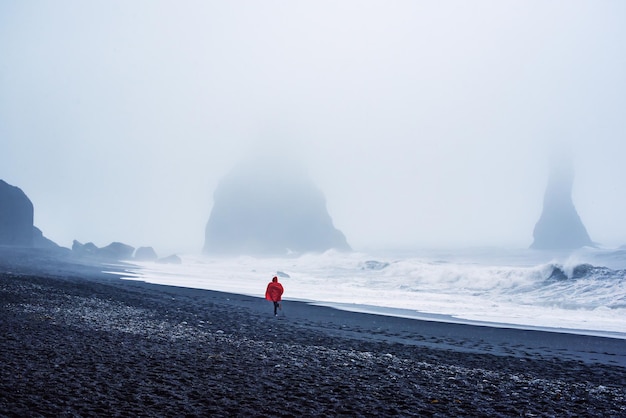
top-left (32, 226), bottom-right (60, 249)
top-left (204, 158), bottom-right (350, 255)
top-left (1, 179), bottom-right (58, 248)
top-left (531, 154), bottom-right (593, 250)
top-left (0, 180), bottom-right (34, 246)
top-left (72, 240), bottom-right (134, 260)
top-left (135, 246), bottom-right (158, 261)
top-left (156, 254), bottom-right (182, 264)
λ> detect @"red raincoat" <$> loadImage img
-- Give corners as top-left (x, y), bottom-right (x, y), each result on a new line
top-left (265, 277), bottom-right (284, 302)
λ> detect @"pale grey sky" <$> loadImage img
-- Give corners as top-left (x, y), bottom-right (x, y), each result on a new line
top-left (1, 1), bottom-right (625, 254)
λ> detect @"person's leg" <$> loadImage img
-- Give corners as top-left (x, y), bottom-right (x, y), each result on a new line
top-left (273, 302), bottom-right (279, 315)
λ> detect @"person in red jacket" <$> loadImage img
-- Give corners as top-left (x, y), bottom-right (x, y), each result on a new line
top-left (265, 276), bottom-right (284, 316)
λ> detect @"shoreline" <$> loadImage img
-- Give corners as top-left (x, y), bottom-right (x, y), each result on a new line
top-left (308, 301), bottom-right (626, 341)
top-left (1, 249), bottom-right (626, 415)
top-left (114, 249), bottom-right (626, 341)
top-left (113, 272), bottom-right (626, 365)
top-left (116, 275), bottom-right (626, 342)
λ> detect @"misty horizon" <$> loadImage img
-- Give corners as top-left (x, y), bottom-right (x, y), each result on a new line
top-left (1, 2), bottom-right (625, 255)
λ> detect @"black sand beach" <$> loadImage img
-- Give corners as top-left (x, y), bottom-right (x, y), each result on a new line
top-left (1, 249), bottom-right (625, 417)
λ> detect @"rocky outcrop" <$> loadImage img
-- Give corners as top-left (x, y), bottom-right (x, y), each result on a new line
top-left (72, 240), bottom-right (99, 257)
top-left (134, 246), bottom-right (158, 261)
top-left (0, 180), bottom-right (34, 246)
top-left (0, 180), bottom-right (59, 248)
top-left (531, 155), bottom-right (593, 250)
top-left (72, 240), bottom-right (135, 260)
top-left (32, 226), bottom-right (60, 249)
top-left (204, 158), bottom-right (350, 256)
top-left (156, 254), bottom-right (182, 264)
top-left (99, 242), bottom-right (135, 260)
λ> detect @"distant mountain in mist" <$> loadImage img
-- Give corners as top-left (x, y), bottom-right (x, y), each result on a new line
top-left (531, 156), bottom-right (593, 250)
top-left (0, 179), bottom-right (58, 248)
top-left (203, 159), bottom-right (351, 256)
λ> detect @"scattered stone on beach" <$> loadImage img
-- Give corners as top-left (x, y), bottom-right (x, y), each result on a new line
top-left (1, 263), bottom-right (625, 417)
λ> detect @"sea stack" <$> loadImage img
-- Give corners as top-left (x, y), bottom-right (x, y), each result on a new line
top-left (530, 154), bottom-right (593, 250)
top-left (204, 158), bottom-right (351, 256)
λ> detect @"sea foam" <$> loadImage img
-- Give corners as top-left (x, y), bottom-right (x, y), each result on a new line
top-left (116, 247), bottom-right (626, 339)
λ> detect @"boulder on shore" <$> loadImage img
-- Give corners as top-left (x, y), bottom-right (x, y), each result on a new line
top-left (156, 254), bottom-right (182, 264)
top-left (99, 242), bottom-right (135, 260)
top-left (134, 246), bottom-right (158, 261)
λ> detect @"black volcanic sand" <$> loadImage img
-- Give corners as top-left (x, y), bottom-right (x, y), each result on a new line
top-left (1, 249), bottom-right (625, 417)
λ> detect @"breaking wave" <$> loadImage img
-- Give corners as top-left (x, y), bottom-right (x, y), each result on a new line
top-left (121, 247), bottom-right (626, 337)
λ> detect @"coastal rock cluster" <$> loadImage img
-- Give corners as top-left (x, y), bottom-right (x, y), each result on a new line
top-left (204, 159), bottom-right (350, 256)
top-left (71, 241), bottom-right (179, 264)
top-left (1, 149), bottom-right (601, 259)
top-left (1, 179), bottom-right (177, 263)
top-left (72, 241), bottom-right (135, 260)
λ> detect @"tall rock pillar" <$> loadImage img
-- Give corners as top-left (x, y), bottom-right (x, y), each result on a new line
top-left (530, 155), bottom-right (593, 250)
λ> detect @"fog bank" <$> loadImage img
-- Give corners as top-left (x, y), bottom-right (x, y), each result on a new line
top-left (1, 1), bottom-right (625, 254)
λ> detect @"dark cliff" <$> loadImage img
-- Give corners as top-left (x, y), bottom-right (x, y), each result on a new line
top-left (0, 180), bottom-right (34, 246)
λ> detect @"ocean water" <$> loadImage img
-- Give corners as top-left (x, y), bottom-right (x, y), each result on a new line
top-left (116, 247), bottom-right (626, 339)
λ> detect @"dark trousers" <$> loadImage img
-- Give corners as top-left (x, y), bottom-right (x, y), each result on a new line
top-left (273, 301), bottom-right (280, 315)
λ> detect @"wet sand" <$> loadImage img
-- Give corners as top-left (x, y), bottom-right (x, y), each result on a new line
top-left (1, 248), bottom-right (625, 416)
